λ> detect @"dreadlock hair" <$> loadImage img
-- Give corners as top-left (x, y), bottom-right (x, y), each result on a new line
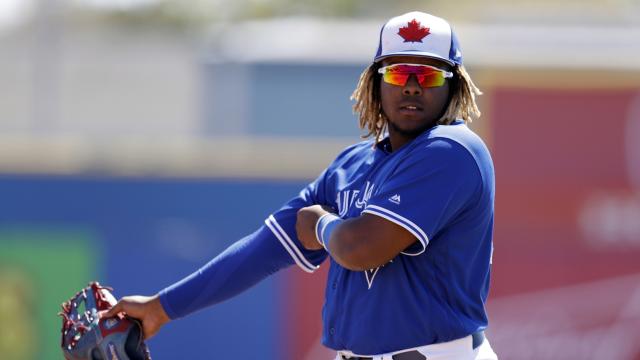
top-left (350, 62), bottom-right (482, 143)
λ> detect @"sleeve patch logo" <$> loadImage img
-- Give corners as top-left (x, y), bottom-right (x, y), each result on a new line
top-left (388, 194), bottom-right (401, 205)
top-left (397, 19), bottom-right (431, 43)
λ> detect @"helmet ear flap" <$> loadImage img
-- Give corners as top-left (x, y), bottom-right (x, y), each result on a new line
top-left (124, 319), bottom-right (146, 360)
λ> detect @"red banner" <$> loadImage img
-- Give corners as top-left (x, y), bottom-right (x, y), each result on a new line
top-left (488, 87), bottom-right (640, 359)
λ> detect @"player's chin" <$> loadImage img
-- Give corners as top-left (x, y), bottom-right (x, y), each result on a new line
top-left (389, 117), bottom-right (434, 137)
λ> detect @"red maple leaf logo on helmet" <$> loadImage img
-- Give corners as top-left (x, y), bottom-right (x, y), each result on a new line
top-left (397, 19), bottom-right (430, 43)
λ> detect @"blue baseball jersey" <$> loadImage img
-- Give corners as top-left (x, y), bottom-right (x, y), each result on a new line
top-left (265, 120), bottom-right (495, 355)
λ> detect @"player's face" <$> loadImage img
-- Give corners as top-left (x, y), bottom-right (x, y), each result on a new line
top-left (379, 56), bottom-right (452, 148)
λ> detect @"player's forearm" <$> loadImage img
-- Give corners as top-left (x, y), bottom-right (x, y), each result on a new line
top-left (299, 206), bottom-right (411, 270)
top-left (329, 219), bottom-right (392, 271)
top-left (157, 225), bottom-right (293, 319)
top-left (328, 215), bottom-right (417, 271)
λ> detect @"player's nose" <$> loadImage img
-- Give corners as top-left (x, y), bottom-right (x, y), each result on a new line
top-left (402, 74), bottom-right (422, 96)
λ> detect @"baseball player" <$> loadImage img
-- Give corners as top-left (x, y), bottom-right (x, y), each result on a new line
top-left (103, 11), bottom-right (498, 360)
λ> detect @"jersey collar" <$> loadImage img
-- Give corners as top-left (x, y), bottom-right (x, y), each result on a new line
top-left (375, 119), bottom-right (465, 154)
top-left (375, 137), bottom-right (393, 154)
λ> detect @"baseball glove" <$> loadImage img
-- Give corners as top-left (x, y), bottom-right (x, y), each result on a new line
top-left (59, 282), bottom-right (152, 360)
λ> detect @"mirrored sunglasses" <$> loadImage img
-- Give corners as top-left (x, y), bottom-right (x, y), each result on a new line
top-left (377, 63), bottom-right (453, 88)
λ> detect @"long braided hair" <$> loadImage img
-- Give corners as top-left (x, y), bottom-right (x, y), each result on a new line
top-left (351, 62), bottom-right (482, 142)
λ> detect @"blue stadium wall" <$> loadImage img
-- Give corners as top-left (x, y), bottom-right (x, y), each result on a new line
top-left (0, 174), bottom-right (311, 360)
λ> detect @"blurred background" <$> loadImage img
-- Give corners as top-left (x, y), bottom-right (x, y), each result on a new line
top-left (1, 0), bottom-right (639, 359)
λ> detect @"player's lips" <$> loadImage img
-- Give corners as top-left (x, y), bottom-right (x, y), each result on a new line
top-left (398, 103), bottom-right (424, 114)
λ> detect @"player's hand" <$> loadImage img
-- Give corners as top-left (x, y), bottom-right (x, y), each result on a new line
top-left (296, 205), bottom-right (334, 250)
top-left (100, 294), bottom-right (171, 340)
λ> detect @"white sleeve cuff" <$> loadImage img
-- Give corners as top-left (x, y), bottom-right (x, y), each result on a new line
top-left (265, 215), bottom-right (319, 273)
top-left (362, 204), bottom-right (429, 256)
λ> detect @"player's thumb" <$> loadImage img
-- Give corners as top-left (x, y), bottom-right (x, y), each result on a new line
top-left (101, 300), bottom-right (124, 318)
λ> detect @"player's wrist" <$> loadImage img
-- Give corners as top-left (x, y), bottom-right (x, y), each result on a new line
top-left (315, 213), bottom-right (343, 252)
top-left (150, 295), bottom-right (171, 325)
top-left (152, 293), bottom-right (173, 324)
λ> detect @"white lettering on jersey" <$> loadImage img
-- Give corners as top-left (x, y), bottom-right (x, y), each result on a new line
top-left (364, 260), bottom-right (393, 289)
top-left (336, 191), bottom-right (350, 217)
top-left (354, 181), bottom-right (375, 209)
top-left (337, 181), bottom-right (376, 216)
top-left (337, 190), bottom-right (360, 217)
top-left (364, 267), bottom-right (381, 289)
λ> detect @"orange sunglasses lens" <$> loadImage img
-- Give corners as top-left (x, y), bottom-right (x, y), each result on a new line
top-left (380, 64), bottom-right (450, 88)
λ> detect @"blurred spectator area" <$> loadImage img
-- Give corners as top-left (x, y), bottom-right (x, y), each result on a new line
top-left (0, 1), bottom-right (639, 178)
